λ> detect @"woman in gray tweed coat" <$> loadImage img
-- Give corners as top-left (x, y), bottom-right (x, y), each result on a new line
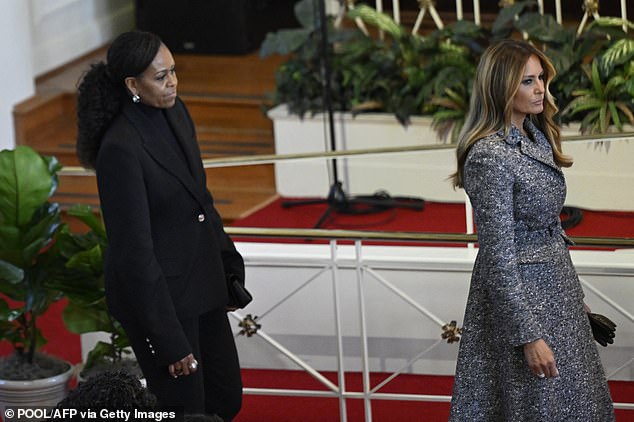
top-left (449, 39), bottom-right (614, 421)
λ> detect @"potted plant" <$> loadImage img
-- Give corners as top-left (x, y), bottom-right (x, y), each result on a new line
top-left (560, 39), bottom-right (634, 133)
top-left (495, 2), bottom-right (634, 134)
top-left (0, 145), bottom-right (73, 409)
top-left (262, 0), bottom-right (634, 139)
top-left (49, 204), bottom-right (139, 380)
top-left (260, 0), bottom-right (634, 209)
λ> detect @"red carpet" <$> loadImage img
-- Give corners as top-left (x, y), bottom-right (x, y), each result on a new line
top-left (235, 369), bottom-right (634, 421)
top-left (233, 197), bottom-right (467, 234)
top-left (231, 197), bottom-right (634, 248)
top-left (236, 369), bottom-right (453, 422)
top-left (0, 297), bottom-right (81, 364)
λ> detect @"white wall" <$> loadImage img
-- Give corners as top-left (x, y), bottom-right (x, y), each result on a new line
top-left (0, 0), bottom-right (35, 150)
top-left (0, 0), bottom-right (134, 151)
top-left (30, 0), bottom-right (134, 76)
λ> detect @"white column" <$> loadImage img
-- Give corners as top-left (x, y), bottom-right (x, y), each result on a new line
top-left (473, 0), bottom-right (481, 25)
top-left (325, 0), bottom-right (342, 15)
top-left (0, 0), bottom-right (35, 150)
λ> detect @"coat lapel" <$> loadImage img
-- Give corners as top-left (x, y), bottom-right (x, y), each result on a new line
top-left (503, 122), bottom-right (562, 175)
top-left (163, 99), bottom-right (205, 186)
top-left (519, 138), bottom-right (561, 173)
top-left (122, 101), bottom-right (206, 205)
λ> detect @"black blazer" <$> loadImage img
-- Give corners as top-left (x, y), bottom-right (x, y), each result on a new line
top-left (96, 97), bottom-right (244, 366)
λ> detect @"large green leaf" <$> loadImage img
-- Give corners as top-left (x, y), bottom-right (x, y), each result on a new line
top-left (599, 103), bottom-right (609, 133)
top-left (599, 39), bottom-right (634, 76)
top-left (491, 1), bottom-right (529, 35)
top-left (590, 61), bottom-right (604, 98)
top-left (0, 147), bottom-right (56, 228)
top-left (62, 301), bottom-right (111, 334)
top-left (259, 28), bottom-right (313, 57)
top-left (0, 225), bottom-right (21, 259)
top-left (544, 45), bottom-right (575, 75)
top-left (0, 260), bottom-right (23, 284)
top-left (616, 102), bottom-right (634, 123)
top-left (20, 204), bottom-right (61, 265)
top-left (348, 5), bottom-right (405, 40)
top-left (564, 96), bottom-right (603, 115)
top-left (516, 13), bottom-right (568, 44)
top-left (608, 101), bottom-right (622, 129)
top-left (588, 17), bottom-right (634, 32)
top-left (84, 341), bottom-right (117, 369)
top-left (67, 204), bottom-right (107, 239)
top-left (66, 245), bottom-right (103, 275)
top-left (451, 20), bottom-right (483, 37)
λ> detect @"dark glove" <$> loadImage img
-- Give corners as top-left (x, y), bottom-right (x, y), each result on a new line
top-left (588, 313), bottom-right (616, 347)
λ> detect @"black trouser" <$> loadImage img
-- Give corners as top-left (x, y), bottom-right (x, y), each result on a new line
top-left (123, 308), bottom-right (242, 420)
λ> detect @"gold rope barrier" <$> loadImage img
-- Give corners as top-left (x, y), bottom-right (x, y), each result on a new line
top-left (224, 227), bottom-right (634, 248)
top-left (59, 131), bottom-right (634, 175)
top-left (55, 133), bottom-right (634, 248)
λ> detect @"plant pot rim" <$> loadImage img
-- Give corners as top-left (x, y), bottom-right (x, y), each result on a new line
top-left (0, 363), bottom-right (74, 390)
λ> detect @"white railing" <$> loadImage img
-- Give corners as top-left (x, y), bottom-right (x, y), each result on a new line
top-left (358, 0), bottom-right (629, 29)
top-left (228, 235), bottom-right (634, 421)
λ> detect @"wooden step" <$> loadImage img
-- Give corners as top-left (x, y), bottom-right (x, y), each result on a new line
top-left (181, 95), bottom-right (275, 158)
top-left (14, 93), bottom-right (275, 163)
top-left (13, 92), bottom-right (79, 165)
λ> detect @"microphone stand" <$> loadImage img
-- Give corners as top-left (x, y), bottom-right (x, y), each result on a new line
top-left (282, 0), bottom-right (424, 228)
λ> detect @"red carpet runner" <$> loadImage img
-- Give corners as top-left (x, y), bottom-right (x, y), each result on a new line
top-left (235, 369), bottom-right (634, 422)
top-left (231, 197), bottom-right (634, 241)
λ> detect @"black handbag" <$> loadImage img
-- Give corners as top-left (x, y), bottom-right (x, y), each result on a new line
top-left (588, 313), bottom-right (616, 347)
top-left (226, 273), bottom-right (252, 309)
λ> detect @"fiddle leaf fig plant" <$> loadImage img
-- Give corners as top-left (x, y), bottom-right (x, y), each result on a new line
top-left (0, 146), bottom-right (66, 370)
top-left (0, 147), bottom-right (133, 379)
top-left (48, 204), bottom-right (133, 376)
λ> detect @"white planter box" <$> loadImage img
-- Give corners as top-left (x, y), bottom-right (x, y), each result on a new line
top-left (559, 125), bottom-right (634, 211)
top-left (269, 105), bottom-right (463, 203)
top-left (270, 105), bottom-right (634, 210)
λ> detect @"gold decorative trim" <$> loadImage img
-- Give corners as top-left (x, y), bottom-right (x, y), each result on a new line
top-left (441, 321), bottom-right (463, 344)
top-left (238, 314), bottom-right (261, 337)
top-left (583, 0), bottom-right (600, 14)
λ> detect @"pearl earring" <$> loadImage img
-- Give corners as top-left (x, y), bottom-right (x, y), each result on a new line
top-left (132, 94), bottom-right (141, 103)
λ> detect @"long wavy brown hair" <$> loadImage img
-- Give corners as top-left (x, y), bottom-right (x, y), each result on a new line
top-left (451, 39), bottom-right (572, 188)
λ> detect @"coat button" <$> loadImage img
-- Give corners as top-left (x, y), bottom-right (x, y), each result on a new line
top-left (198, 213), bottom-right (205, 222)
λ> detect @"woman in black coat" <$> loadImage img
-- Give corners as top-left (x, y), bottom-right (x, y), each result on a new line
top-left (76, 31), bottom-right (244, 420)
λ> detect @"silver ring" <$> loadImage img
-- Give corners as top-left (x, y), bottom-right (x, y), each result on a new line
top-left (537, 373), bottom-right (545, 378)
top-left (189, 360), bottom-right (198, 370)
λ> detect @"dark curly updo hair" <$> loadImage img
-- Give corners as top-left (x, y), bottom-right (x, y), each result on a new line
top-left (76, 31), bottom-right (162, 168)
top-left (51, 370), bottom-right (156, 418)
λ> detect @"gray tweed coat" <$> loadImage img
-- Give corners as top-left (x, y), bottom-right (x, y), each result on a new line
top-left (449, 120), bottom-right (614, 421)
